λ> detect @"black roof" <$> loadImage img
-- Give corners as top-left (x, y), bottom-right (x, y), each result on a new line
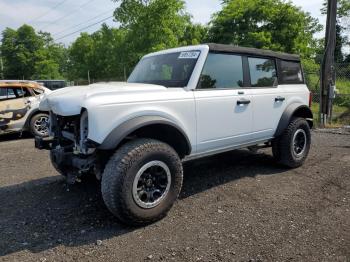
top-left (207, 43), bottom-right (300, 62)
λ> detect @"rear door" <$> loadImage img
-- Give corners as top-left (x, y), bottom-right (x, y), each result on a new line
top-left (194, 52), bottom-right (254, 153)
top-left (248, 58), bottom-right (306, 140)
top-left (247, 57), bottom-right (287, 140)
top-left (0, 87), bottom-right (29, 133)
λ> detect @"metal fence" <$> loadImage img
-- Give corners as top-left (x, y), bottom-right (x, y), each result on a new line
top-left (305, 63), bottom-right (350, 126)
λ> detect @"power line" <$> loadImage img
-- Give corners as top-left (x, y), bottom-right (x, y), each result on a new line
top-left (52, 9), bottom-right (114, 37)
top-left (54, 15), bottom-right (114, 42)
top-left (29, 0), bottom-right (68, 24)
top-left (40, 0), bottom-right (96, 31)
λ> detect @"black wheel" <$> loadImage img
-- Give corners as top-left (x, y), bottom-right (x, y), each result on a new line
top-left (30, 113), bottom-right (49, 137)
top-left (101, 139), bottom-right (183, 226)
top-left (272, 117), bottom-right (311, 168)
top-left (49, 150), bottom-right (67, 177)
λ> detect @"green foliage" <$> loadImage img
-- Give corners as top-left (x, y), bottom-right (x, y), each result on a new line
top-left (111, 0), bottom-right (203, 74)
top-left (207, 0), bottom-right (322, 58)
top-left (67, 25), bottom-right (128, 81)
top-left (0, 24), bottom-right (67, 80)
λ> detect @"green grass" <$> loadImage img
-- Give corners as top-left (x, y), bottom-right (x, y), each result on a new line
top-left (311, 102), bottom-right (349, 125)
top-left (336, 78), bottom-right (350, 94)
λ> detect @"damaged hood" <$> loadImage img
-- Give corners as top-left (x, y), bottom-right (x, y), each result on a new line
top-left (39, 82), bottom-right (167, 116)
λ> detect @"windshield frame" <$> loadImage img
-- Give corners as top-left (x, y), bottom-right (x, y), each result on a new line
top-left (127, 45), bottom-right (210, 90)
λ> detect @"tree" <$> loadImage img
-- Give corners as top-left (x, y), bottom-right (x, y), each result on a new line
top-left (0, 24), bottom-right (67, 79)
top-left (113, 0), bottom-right (198, 64)
top-left (207, 0), bottom-right (322, 58)
top-left (67, 25), bottom-right (128, 81)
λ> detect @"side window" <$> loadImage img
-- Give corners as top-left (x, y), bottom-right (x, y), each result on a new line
top-left (0, 88), bottom-right (8, 101)
top-left (248, 57), bottom-right (277, 87)
top-left (33, 88), bottom-right (44, 95)
top-left (7, 88), bottom-right (17, 99)
top-left (279, 60), bottom-right (304, 84)
top-left (198, 53), bottom-right (244, 89)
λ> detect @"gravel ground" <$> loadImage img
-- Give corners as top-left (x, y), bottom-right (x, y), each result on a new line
top-left (0, 131), bottom-right (349, 262)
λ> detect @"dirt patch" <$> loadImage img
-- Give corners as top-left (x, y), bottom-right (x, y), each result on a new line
top-left (0, 132), bottom-right (349, 261)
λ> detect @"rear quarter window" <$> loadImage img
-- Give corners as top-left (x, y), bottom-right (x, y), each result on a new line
top-left (279, 60), bottom-right (304, 84)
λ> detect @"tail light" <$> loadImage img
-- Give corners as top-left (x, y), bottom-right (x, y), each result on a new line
top-left (309, 92), bottom-right (312, 107)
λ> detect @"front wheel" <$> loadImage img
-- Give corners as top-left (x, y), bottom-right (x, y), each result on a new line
top-left (272, 117), bottom-right (311, 168)
top-left (30, 113), bottom-right (49, 137)
top-left (101, 139), bottom-right (183, 226)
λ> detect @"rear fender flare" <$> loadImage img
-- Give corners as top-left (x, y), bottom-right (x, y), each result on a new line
top-left (274, 104), bottom-right (313, 137)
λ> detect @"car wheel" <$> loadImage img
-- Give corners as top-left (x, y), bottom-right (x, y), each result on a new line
top-left (49, 150), bottom-right (67, 177)
top-left (30, 113), bottom-right (49, 137)
top-left (101, 139), bottom-right (183, 226)
top-left (272, 117), bottom-right (311, 168)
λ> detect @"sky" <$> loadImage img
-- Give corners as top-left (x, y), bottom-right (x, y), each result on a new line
top-left (0, 0), bottom-right (326, 46)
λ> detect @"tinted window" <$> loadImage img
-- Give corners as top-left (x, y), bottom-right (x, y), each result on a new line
top-left (0, 88), bottom-right (7, 100)
top-left (248, 58), bottom-right (277, 87)
top-left (128, 51), bottom-right (200, 88)
top-left (280, 60), bottom-right (303, 84)
top-left (198, 53), bottom-right (243, 89)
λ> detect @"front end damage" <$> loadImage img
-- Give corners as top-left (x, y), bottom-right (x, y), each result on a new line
top-left (35, 111), bottom-right (106, 184)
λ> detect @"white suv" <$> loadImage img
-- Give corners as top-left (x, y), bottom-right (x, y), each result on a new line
top-left (36, 44), bottom-right (313, 225)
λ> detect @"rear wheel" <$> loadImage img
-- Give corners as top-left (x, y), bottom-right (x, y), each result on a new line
top-left (101, 139), bottom-right (183, 226)
top-left (272, 117), bottom-right (311, 168)
top-left (30, 113), bottom-right (49, 137)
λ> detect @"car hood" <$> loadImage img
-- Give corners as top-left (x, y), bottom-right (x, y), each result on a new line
top-left (39, 82), bottom-right (167, 116)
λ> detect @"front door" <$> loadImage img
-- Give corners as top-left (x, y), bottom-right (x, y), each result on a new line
top-left (0, 87), bottom-right (29, 134)
top-left (194, 52), bottom-right (253, 153)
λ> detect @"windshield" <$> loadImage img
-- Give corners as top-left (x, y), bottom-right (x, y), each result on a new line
top-left (128, 51), bottom-right (200, 87)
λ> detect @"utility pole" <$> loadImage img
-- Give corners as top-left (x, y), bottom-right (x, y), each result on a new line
top-left (320, 0), bottom-right (337, 126)
top-left (88, 70), bottom-right (91, 85)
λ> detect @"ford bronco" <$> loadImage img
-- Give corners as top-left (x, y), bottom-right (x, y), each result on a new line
top-left (35, 44), bottom-right (313, 225)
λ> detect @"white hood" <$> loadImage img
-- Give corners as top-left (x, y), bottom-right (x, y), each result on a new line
top-left (39, 82), bottom-right (167, 116)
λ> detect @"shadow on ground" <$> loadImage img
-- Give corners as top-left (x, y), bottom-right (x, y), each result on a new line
top-left (0, 132), bottom-right (32, 143)
top-left (0, 149), bottom-right (286, 256)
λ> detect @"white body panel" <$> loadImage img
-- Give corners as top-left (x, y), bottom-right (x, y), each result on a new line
top-left (39, 44), bottom-right (311, 158)
top-left (194, 89), bottom-right (253, 153)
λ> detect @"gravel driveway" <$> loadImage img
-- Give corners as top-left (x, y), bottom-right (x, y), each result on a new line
top-left (0, 131), bottom-right (349, 262)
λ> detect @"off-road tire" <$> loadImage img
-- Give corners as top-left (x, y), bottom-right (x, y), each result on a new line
top-left (101, 139), bottom-right (183, 226)
top-left (30, 113), bottom-right (49, 137)
top-left (272, 117), bottom-right (311, 168)
top-left (49, 150), bottom-right (67, 177)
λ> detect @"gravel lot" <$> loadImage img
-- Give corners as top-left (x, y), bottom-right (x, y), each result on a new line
top-left (0, 131), bottom-right (349, 262)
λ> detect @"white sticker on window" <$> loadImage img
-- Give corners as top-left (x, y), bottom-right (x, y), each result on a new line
top-left (178, 51), bottom-right (200, 59)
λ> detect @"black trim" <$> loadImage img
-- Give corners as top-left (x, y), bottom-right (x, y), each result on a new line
top-left (99, 116), bottom-right (192, 154)
top-left (207, 43), bottom-right (300, 62)
top-left (274, 104), bottom-right (313, 137)
top-left (242, 56), bottom-right (250, 87)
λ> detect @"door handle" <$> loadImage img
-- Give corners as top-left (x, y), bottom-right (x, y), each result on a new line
top-left (237, 99), bottom-right (251, 106)
top-left (275, 96), bottom-right (285, 102)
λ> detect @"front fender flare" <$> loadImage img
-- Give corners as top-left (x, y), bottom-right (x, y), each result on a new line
top-left (98, 115), bottom-right (191, 152)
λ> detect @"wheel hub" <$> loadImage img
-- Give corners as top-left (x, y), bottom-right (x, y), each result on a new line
top-left (34, 116), bottom-right (49, 136)
top-left (293, 129), bottom-right (307, 156)
top-left (132, 161), bottom-right (171, 209)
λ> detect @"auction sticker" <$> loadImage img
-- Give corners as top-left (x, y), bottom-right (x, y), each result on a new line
top-left (178, 51), bottom-right (200, 59)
